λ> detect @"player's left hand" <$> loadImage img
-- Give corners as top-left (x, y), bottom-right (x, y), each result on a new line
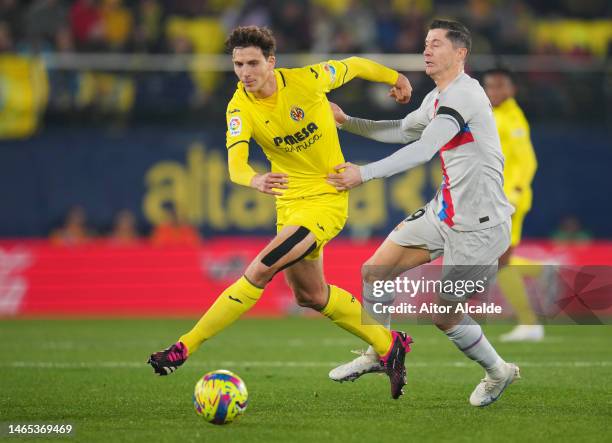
top-left (389, 73), bottom-right (412, 104)
top-left (327, 162), bottom-right (363, 191)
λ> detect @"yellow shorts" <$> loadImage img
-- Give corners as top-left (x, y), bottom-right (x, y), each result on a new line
top-left (510, 208), bottom-right (528, 247)
top-left (276, 192), bottom-right (348, 260)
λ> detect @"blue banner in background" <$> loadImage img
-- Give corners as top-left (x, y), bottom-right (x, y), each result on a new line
top-left (0, 125), bottom-right (609, 238)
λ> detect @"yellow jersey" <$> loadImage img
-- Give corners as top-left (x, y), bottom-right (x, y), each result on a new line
top-left (493, 97), bottom-right (538, 212)
top-left (225, 57), bottom-right (398, 202)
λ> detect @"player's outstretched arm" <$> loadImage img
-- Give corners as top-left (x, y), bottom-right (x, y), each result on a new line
top-left (228, 142), bottom-right (288, 196)
top-left (330, 101), bottom-right (427, 144)
top-left (340, 57), bottom-right (412, 104)
top-left (327, 116), bottom-right (460, 190)
top-left (360, 117), bottom-right (459, 181)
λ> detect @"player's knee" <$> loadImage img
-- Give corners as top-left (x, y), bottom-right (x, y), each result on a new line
top-left (244, 262), bottom-right (276, 288)
top-left (293, 285), bottom-right (327, 310)
top-left (361, 261), bottom-right (378, 284)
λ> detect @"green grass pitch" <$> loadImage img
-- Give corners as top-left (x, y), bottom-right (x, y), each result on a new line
top-left (1, 318), bottom-right (611, 442)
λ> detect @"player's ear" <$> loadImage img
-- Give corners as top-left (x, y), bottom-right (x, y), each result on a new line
top-left (267, 55), bottom-right (276, 69)
top-left (457, 47), bottom-right (468, 62)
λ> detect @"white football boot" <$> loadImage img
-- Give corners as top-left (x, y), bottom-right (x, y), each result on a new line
top-left (329, 348), bottom-right (385, 382)
top-left (469, 362), bottom-right (520, 407)
top-left (500, 325), bottom-right (544, 342)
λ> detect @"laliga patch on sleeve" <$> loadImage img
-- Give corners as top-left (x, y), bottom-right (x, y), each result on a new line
top-left (323, 63), bottom-right (336, 82)
top-left (229, 116), bottom-right (242, 136)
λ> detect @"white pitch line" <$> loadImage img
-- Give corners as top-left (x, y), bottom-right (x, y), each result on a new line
top-left (8, 360), bottom-right (612, 369)
top-left (33, 336), bottom-right (570, 350)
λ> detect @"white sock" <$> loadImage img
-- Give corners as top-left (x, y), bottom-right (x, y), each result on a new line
top-left (445, 315), bottom-right (505, 378)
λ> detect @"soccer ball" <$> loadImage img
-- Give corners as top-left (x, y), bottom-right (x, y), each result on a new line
top-left (193, 369), bottom-right (248, 425)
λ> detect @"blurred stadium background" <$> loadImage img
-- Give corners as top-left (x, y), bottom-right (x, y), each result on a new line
top-left (1, 2), bottom-right (612, 441)
top-left (0, 0), bottom-right (610, 316)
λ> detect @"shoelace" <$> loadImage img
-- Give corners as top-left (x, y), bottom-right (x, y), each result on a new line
top-left (481, 375), bottom-right (505, 393)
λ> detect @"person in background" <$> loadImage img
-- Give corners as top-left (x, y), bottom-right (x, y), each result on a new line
top-left (150, 203), bottom-right (201, 247)
top-left (50, 205), bottom-right (94, 246)
top-left (551, 215), bottom-right (592, 243)
top-left (108, 209), bottom-right (140, 246)
top-left (483, 67), bottom-right (543, 342)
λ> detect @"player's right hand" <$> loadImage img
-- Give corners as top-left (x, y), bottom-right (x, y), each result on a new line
top-left (329, 101), bottom-right (347, 126)
top-left (250, 172), bottom-right (288, 196)
top-left (389, 73), bottom-right (412, 104)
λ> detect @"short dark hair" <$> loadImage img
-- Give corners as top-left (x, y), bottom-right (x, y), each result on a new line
top-left (225, 26), bottom-right (276, 58)
top-left (429, 19), bottom-right (472, 55)
top-left (482, 67), bottom-right (515, 84)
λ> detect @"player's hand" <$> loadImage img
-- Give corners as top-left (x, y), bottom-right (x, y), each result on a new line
top-left (389, 73), bottom-right (412, 104)
top-left (327, 162), bottom-right (363, 191)
top-left (250, 173), bottom-right (288, 196)
top-left (329, 101), bottom-right (347, 126)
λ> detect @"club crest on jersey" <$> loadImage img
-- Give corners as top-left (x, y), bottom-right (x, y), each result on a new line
top-left (229, 116), bottom-right (242, 136)
top-left (290, 106), bottom-right (305, 122)
top-left (323, 63), bottom-right (336, 82)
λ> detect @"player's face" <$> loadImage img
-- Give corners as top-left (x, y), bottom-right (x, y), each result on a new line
top-left (423, 29), bottom-right (466, 77)
top-left (232, 46), bottom-right (276, 94)
top-left (484, 74), bottom-right (515, 107)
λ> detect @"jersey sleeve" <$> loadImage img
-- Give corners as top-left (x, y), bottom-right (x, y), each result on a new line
top-left (225, 102), bottom-right (257, 186)
top-left (342, 106), bottom-right (428, 144)
top-left (225, 103), bottom-right (253, 150)
top-left (302, 59), bottom-right (351, 93)
top-left (228, 142), bottom-right (257, 187)
top-left (303, 57), bottom-right (398, 93)
top-left (360, 116), bottom-right (459, 182)
top-left (435, 87), bottom-right (479, 130)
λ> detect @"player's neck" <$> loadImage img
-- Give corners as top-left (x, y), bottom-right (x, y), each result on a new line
top-left (433, 66), bottom-right (464, 92)
top-left (251, 72), bottom-right (278, 99)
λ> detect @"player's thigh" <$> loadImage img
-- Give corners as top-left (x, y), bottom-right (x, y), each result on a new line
top-left (277, 193), bottom-right (348, 261)
top-left (438, 220), bottom-right (511, 305)
top-left (245, 225), bottom-right (317, 284)
top-left (283, 256), bottom-right (327, 306)
top-left (443, 220), bottom-right (510, 270)
top-left (363, 239), bottom-right (431, 283)
top-left (364, 205), bottom-right (444, 282)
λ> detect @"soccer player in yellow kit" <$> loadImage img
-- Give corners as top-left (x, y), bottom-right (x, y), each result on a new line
top-left (149, 26), bottom-right (414, 398)
top-left (484, 68), bottom-right (544, 342)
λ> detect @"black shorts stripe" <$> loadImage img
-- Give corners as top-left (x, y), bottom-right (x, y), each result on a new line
top-left (227, 140), bottom-right (248, 150)
top-left (261, 226), bottom-right (311, 267)
top-left (436, 106), bottom-right (466, 129)
top-left (276, 241), bottom-right (317, 273)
